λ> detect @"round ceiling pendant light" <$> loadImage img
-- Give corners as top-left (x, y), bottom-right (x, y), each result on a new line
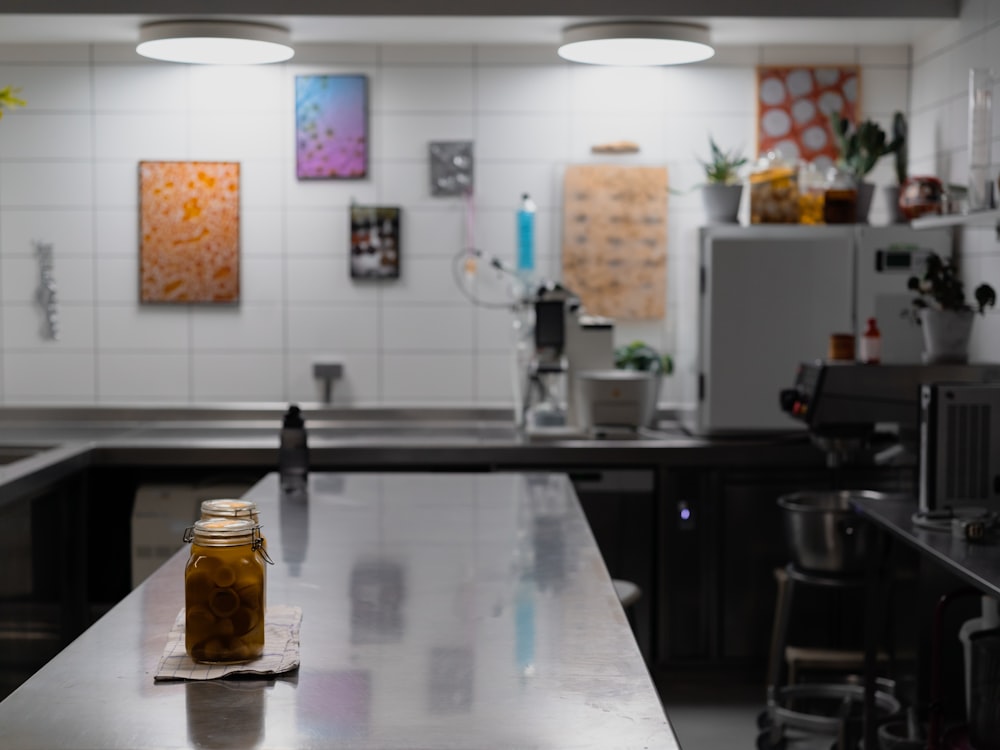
top-left (137, 20), bottom-right (295, 65)
top-left (557, 20), bottom-right (714, 66)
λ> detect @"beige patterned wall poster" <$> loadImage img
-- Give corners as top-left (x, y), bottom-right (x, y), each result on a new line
top-left (561, 164), bottom-right (668, 320)
top-left (139, 161), bottom-right (240, 303)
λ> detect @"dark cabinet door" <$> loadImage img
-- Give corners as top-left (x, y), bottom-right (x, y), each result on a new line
top-left (569, 469), bottom-right (657, 664)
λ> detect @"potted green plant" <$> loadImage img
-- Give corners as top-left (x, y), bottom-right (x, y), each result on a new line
top-left (698, 136), bottom-right (747, 224)
top-left (906, 252), bottom-right (996, 363)
top-left (614, 340), bottom-right (674, 375)
top-left (829, 111), bottom-right (903, 223)
top-left (612, 341), bottom-right (673, 427)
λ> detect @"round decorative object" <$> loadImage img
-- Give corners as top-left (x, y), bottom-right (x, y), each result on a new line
top-left (899, 175), bottom-right (944, 220)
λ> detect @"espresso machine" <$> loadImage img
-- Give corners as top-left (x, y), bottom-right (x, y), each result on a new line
top-left (517, 281), bottom-right (614, 439)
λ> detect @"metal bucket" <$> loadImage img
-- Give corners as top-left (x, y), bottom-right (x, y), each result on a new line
top-left (777, 490), bottom-right (887, 574)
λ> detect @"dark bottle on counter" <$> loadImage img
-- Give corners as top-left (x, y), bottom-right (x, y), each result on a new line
top-left (279, 404), bottom-right (309, 493)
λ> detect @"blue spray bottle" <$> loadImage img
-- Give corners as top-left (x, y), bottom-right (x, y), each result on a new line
top-left (517, 193), bottom-right (536, 279)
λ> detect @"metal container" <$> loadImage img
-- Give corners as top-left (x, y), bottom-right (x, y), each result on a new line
top-left (575, 370), bottom-right (659, 431)
top-left (777, 490), bottom-right (887, 574)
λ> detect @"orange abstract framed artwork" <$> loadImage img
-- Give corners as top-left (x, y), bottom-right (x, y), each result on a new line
top-left (139, 161), bottom-right (241, 304)
top-left (756, 66), bottom-right (860, 170)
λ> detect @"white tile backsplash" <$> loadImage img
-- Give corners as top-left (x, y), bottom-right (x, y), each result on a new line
top-left (97, 352), bottom-right (189, 401)
top-left (286, 256), bottom-right (380, 304)
top-left (379, 113), bottom-right (475, 160)
top-left (476, 66), bottom-right (571, 113)
top-left (404, 208), bottom-right (465, 259)
top-left (0, 114), bottom-right (92, 159)
top-left (1, 162), bottom-right (93, 208)
top-left (858, 46), bottom-right (911, 67)
top-left (189, 65), bottom-right (284, 113)
top-left (93, 65), bottom-right (189, 112)
top-left (285, 350), bottom-right (380, 405)
top-left (240, 257), bottom-right (286, 303)
top-left (378, 66), bottom-right (475, 112)
top-left (476, 113), bottom-right (571, 160)
top-left (381, 305), bottom-right (475, 351)
top-left (475, 351), bottom-right (515, 404)
top-left (2, 303), bottom-right (95, 349)
top-left (0, 40), bottom-right (954, 407)
top-left (191, 352), bottom-right (285, 401)
top-left (667, 66), bottom-right (757, 115)
top-left (97, 305), bottom-right (190, 350)
top-left (94, 113), bottom-right (189, 160)
top-left (0, 64), bottom-right (91, 108)
top-left (859, 68), bottom-right (910, 117)
top-left (94, 161), bottom-right (140, 209)
top-left (382, 352), bottom-right (473, 401)
top-left (94, 257), bottom-right (138, 303)
top-left (472, 161), bottom-right (559, 210)
top-left (382, 256), bottom-right (469, 305)
top-left (0, 256), bottom-right (95, 303)
top-left (286, 304), bottom-right (379, 351)
top-left (190, 304), bottom-right (284, 351)
top-left (569, 114), bottom-right (667, 163)
top-left (0, 209), bottom-right (93, 257)
top-left (241, 209), bottom-right (284, 258)
top-left (4, 351), bottom-right (96, 400)
top-left (286, 209), bottom-right (348, 257)
top-left (189, 112), bottom-right (285, 160)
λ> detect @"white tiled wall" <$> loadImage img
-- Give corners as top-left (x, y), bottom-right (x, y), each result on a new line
top-left (910, 2), bottom-right (1000, 363)
top-left (0, 41), bottom-right (910, 406)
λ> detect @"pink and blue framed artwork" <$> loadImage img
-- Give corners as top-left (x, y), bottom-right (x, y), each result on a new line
top-left (295, 74), bottom-right (368, 179)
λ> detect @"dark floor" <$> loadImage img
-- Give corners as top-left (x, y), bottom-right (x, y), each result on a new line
top-left (657, 674), bottom-right (850, 750)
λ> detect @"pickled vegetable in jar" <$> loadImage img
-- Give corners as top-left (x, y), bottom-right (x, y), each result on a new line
top-left (797, 162), bottom-right (826, 225)
top-left (823, 167), bottom-right (858, 224)
top-left (184, 518), bottom-right (267, 664)
top-left (749, 152), bottom-right (800, 224)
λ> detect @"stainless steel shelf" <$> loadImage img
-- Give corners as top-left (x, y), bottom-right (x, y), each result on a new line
top-left (910, 208), bottom-right (1000, 230)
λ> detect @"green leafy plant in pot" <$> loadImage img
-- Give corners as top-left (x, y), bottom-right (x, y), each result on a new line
top-left (612, 341), bottom-right (673, 427)
top-left (906, 252), bottom-right (996, 363)
top-left (698, 136), bottom-right (747, 224)
top-left (829, 111), bottom-right (903, 223)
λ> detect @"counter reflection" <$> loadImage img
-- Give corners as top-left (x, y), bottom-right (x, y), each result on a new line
top-left (185, 679), bottom-right (270, 749)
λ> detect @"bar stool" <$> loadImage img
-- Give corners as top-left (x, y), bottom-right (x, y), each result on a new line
top-left (757, 564), bottom-right (899, 750)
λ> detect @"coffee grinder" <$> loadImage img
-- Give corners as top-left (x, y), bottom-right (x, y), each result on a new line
top-left (519, 282), bottom-right (613, 439)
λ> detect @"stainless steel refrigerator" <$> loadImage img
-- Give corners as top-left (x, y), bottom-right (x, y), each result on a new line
top-left (681, 224), bottom-right (952, 436)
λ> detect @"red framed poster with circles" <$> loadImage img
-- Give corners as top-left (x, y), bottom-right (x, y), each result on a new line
top-left (756, 66), bottom-right (860, 170)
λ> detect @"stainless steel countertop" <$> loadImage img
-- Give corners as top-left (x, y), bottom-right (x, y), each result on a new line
top-left (0, 471), bottom-right (681, 750)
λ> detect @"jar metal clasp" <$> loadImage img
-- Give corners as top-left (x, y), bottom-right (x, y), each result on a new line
top-left (253, 525), bottom-right (275, 565)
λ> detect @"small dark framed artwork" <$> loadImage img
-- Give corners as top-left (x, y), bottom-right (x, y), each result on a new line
top-left (350, 206), bottom-right (401, 279)
top-left (295, 74), bottom-right (368, 179)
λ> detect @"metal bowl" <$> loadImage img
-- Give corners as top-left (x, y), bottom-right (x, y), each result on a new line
top-left (576, 370), bottom-right (659, 430)
top-left (777, 490), bottom-right (889, 574)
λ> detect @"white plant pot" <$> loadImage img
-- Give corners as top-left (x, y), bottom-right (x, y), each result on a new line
top-left (701, 183), bottom-right (742, 224)
top-left (919, 308), bottom-right (975, 364)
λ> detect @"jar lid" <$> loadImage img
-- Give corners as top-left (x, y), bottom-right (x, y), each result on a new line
top-left (201, 498), bottom-right (258, 519)
top-left (186, 517), bottom-right (257, 546)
